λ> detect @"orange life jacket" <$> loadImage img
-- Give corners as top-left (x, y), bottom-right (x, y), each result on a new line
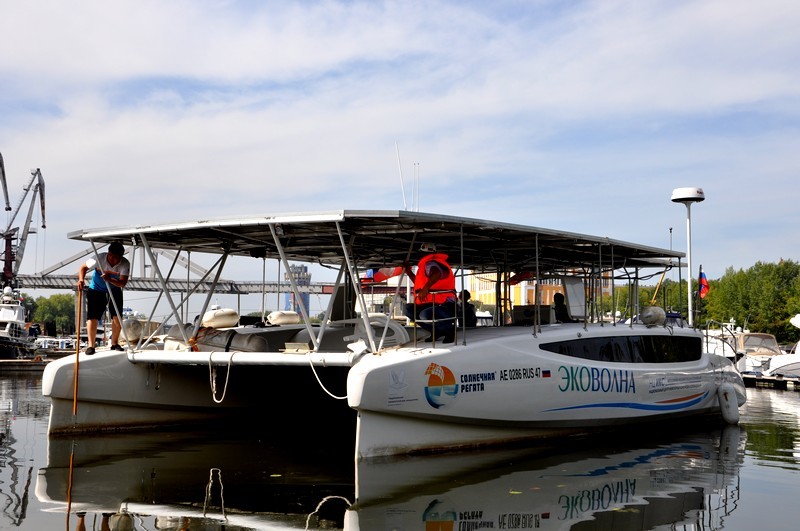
top-left (414, 253), bottom-right (455, 304)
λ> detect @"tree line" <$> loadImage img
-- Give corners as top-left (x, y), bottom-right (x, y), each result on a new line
top-left (601, 259), bottom-right (800, 344)
top-left (20, 259), bottom-right (800, 345)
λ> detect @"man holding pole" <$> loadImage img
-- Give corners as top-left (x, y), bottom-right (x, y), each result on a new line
top-left (76, 242), bottom-right (130, 355)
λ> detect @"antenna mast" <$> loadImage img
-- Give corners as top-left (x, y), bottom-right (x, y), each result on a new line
top-left (395, 143), bottom-right (407, 210)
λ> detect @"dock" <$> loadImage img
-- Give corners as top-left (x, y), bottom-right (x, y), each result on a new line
top-left (0, 358), bottom-right (52, 372)
top-left (742, 374), bottom-right (800, 391)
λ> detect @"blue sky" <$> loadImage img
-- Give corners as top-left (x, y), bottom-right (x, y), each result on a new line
top-left (1, 0), bottom-right (799, 314)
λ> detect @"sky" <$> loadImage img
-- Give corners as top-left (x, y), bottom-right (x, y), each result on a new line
top-left (1, 0), bottom-right (799, 315)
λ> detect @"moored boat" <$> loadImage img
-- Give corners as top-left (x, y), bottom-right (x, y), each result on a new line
top-left (762, 314), bottom-right (800, 378)
top-left (0, 286), bottom-right (36, 360)
top-left (42, 210), bottom-right (746, 460)
top-left (704, 323), bottom-right (787, 375)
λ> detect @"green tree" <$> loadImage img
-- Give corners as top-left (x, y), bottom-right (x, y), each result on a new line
top-left (20, 292), bottom-right (37, 321)
top-left (33, 294), bottom-right (77, 335)
top-left (701, 259), bottom-right (800, 344)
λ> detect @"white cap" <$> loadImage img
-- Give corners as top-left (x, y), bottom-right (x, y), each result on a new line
top-left (420, 243), bottom-right (437, 253)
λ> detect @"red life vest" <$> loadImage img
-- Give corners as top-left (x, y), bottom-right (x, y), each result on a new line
top-left (414, 253), bottom-right (455, 304)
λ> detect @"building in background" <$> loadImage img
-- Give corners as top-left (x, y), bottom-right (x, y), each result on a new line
top-left (284, 264), bottom-right (311, 313)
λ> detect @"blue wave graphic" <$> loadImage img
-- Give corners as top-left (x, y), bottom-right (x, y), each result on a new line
top-left (544, 391), bottom-right (709, 412)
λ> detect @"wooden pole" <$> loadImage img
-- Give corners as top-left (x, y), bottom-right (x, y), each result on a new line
top-left (72, 288), bottom-right (81, 416)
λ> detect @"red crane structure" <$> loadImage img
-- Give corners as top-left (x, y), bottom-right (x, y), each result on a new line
top-left (0, 151), bottom-right (46, 290)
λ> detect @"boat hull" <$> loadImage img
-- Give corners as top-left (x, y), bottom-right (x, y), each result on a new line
top-left (348, 326), bottom-right (746, 458)
top-left (765, 353), bottom-right (800, 377)
top-left (43, 349), bottom-right (353, 434)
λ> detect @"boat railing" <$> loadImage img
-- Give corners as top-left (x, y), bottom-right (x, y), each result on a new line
top-left (407, 290), bottom-right (459, 347)
top-left (703, 320), bottom-right (742, 361)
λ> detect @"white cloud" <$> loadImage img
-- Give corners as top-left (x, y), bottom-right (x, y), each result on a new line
top-left (0, 0), bottom-right (798, 299)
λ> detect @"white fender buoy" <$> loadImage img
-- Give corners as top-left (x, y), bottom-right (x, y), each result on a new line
top-left (640, 306), bottom-right (666, 326)
top-left (266, 310), bottom-right (300, 325)
top-left (122, 318), bottom-right (143, 342)
top-left (717, 383), bottom-right (740, 424)
top-left (202, 308), bottom-right (240, 328)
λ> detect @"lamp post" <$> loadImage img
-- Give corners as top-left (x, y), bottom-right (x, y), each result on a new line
top-left (671, 187), bottom-right (705, 326)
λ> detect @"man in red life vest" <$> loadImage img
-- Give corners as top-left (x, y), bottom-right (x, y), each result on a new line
top-left (403, 243), bottom-right (457, 342)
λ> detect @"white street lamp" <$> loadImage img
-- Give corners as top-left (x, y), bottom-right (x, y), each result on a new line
top-left (671, 187), bottom-right (705, 326)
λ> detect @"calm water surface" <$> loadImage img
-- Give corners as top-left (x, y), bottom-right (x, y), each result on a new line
top-left (2, 373), bottom-right (800, 530)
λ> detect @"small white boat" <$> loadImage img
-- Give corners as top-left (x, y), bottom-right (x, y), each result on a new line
top-left (763, 314), bottom-right (800, 377)
top-left (42, 210), bottom-right (746, 460)
top-left (719, 331), bottom-right (785, 374)
top-left (734, 331), bottom-right (787, 373)
top-left (0, 286), bottom-right (36, 359)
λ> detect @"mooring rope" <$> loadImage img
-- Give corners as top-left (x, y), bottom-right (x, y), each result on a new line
top-left (207, 353), bottom-right (235, 404)
top-left (306, 356), bottom-right (347, 400)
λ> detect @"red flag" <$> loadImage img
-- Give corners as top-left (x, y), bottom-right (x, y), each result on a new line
top-left (698, 266), bottom-right (709, 299)
top-left (508, 271), bottom-right (533, 285)
top-left (362, 266), bottom-right (404, 284)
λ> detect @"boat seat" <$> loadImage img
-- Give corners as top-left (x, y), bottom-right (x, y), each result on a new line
top-left (164, 323), bottom-right (302, 352)
top-left (330, 314), bottom-right (410, 349)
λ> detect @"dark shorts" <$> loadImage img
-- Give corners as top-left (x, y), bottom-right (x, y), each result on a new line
top-left (86, 288), bottom-right (123, 320)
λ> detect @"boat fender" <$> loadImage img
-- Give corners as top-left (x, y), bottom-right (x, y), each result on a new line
top-left (640, 306), bottom-right (666, 326)
top-left (717, 382), bottom-right (740, 424)
top-left (201, 308), bottom-right (239, 328)
top-left (266, 310), bottom-right (300, 325)
top-left (123, 318), bottom-right (143, 342)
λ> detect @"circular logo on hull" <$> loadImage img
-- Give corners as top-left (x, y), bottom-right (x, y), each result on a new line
top-left (425, 363), bottom-right (459, 408)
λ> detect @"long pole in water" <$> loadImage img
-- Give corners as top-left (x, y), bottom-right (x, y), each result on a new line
top-left (73, 288), bottom-right (82, 416)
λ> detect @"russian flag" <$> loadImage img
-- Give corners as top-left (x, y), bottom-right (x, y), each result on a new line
top-left (698, 266), bottom-right (710, 299)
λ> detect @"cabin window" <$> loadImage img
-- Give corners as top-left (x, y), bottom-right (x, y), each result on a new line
top-left (540, 335), bottom-right (702, 363)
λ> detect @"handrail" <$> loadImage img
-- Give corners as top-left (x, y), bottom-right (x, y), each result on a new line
top-left (410, 290), bottom-right (458, 347)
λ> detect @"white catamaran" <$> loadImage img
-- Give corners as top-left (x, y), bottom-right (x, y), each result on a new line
top-left (42, 210), bottom-right (746, 460)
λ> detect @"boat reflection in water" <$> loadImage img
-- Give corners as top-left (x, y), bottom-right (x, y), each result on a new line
top-left (36, 429), bottom-right (356, 530)
top-left (351, 425), bottom-right (744, 530)
top-left (36, 425), bottom-right (744, 530)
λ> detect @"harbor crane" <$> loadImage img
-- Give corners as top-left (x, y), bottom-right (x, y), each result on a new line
top-left (0, 151), bottom-right (46, 289)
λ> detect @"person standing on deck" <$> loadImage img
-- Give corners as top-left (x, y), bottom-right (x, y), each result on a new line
top-left (77, 241), bottom-right (130, 355)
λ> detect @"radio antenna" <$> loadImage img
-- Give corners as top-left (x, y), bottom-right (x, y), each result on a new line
top-left (396, 142), bottom-right (407, 210)
top-left (414, 162), bottom-right (420, 211)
